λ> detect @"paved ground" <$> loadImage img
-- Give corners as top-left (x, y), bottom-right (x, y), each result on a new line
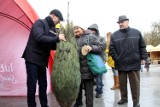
top-left (0, 64), bottom-right (160, 107)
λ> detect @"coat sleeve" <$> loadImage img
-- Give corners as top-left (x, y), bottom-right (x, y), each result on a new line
top-left (100, 37), bottom-right (107, 61)
top-left (31, 20), bottom-right (59, 44)
top-left (89, 34), bottom-right (104, 54)
top-left (109, 36), bottom-right (119, 62)
top-left (139, 32), bottom-right (147, 60)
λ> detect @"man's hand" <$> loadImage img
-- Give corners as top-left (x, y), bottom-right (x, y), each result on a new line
top-left (59, 34), bottom-right (66, 41)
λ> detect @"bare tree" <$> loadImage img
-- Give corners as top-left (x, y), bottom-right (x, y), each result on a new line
top-left (143, 21), bottom-right (160, 46)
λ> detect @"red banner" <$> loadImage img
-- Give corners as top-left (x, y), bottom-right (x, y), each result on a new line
top-left (0, 0), bottom-right (51, 96)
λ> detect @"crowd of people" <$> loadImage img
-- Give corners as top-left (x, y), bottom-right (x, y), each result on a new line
top-left (22, 8), bottom-right (148, 107)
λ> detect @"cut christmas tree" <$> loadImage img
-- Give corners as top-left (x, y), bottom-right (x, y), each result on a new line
top-left (51, 22), bottom-right (81, 107)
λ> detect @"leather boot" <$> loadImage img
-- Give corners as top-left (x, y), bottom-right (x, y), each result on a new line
top-left (111, 76), bottom-right (120, 90)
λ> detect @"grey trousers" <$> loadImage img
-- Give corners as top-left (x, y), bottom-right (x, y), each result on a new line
top-left (118, 70), bottom-right (140, 104)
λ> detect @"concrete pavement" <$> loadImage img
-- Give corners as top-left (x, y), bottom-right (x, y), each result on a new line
top-left (0, 64), bottom-right (160, 107)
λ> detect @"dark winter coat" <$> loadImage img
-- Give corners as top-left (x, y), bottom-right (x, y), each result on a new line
top-left (87, 24), bottom-right (107, 61)
top-left (109, 27), bottom-right (147, 71)
top-left (75, 31), bottom-right (104, 79)
top-left (22, 17), bottom-right (59, 67)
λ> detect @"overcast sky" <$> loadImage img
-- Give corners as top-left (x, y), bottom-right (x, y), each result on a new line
top-left (28, 0), bottom-right (160, 37)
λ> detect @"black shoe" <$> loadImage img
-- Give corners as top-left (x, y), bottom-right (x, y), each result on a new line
top-left (96, 93), bottom-right (102, 98)
top-left (73, 103), bottom-right (83, 107)
top-left (133, 103), bottom-right (140, 107)
top-left (118, 99), bottom-right (128, 105)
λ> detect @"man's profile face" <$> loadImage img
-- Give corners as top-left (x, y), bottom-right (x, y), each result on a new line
top-left (50, 14), bottom-right (60, 25)
top-left (88, 29), bottom-right (96, 35)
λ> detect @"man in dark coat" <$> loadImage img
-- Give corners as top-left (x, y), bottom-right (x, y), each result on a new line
top-left (109, 15), bottom-right (147, 107)
top-left (22, 9), bottom-right (66, 107)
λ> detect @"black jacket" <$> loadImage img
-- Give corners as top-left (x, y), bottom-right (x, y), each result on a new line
top-left (22, 18), bottom-right (59, 67)
top-left (109, 27), bottom-right (147, 71)
top-left (75, 31), bottom-right (104, 79)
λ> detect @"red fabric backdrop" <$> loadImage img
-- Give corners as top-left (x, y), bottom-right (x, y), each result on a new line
top-left (0, 0), bottom-right (53, 96)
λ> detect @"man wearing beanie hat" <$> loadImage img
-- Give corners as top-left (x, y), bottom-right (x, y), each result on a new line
top-left (22, 9), bottom-right (66, 107)
top-left (73, 24), bottom-right (104, 107)
top-left (109, 15), bottom-right (147, 107)
top-left (50, 9), bottom-right (64, 21)
top-left (88, 24), bottom-right (107, 98)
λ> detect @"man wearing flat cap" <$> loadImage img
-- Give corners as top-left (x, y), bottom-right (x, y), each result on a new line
top-left (117, 15), bottom-right (129, 23)
top-left (109, 15), bottom-right (147, 107)
top-left (22, 9), bottom-right (66, 107)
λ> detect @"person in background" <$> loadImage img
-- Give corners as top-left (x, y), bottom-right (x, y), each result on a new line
top-left (140, 63), bottom-right (144, 72)
top-left (144, 57), bottom-right (151, 72)
top-left (87, 24), bottom-right (107, 98)
top-left (109, 15), bottom-right (147, 107)
top-left (22, 9), bottom-right (66, 107)
top-left (106, 32), bottom-right (119, 90)
top-left (73, 24), bottom-right (104, 107)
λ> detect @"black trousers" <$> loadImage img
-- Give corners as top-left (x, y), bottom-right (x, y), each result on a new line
top-left (25, 61), bottom-right (48, 107)
top-left (118, 70), bottom-right (140, 104)
top-left (75, 79), bottom-right (94, 107)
